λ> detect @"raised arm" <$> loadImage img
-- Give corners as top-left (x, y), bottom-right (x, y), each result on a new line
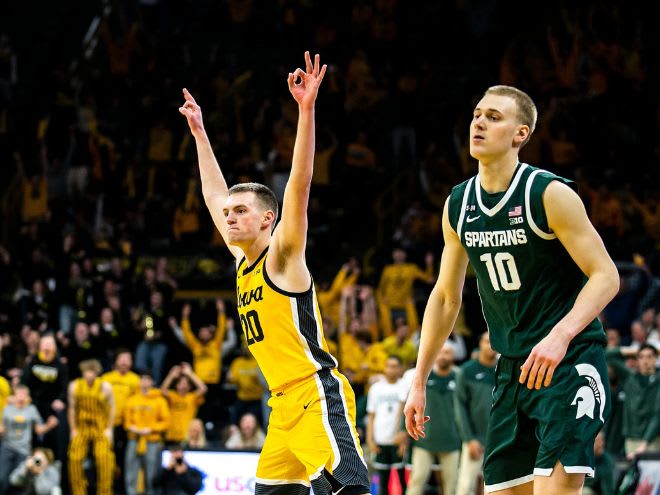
top-left (179, 88), bottom-right (242, 259)
top-left (519, 181), bottom-right (619, 390)
top-left (404, 198), bottom-right (469, 440)
top-left (270, 52), bottom-right (327, 269)
top-left (181, 362), bottom-right (208, 396)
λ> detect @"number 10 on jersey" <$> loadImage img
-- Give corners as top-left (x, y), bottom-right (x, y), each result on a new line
top-left (479, 252), bottom-right (521, 291)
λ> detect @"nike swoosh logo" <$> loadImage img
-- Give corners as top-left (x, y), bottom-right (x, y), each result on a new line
top-left (466, 215), bottom-right (481, 223)
top-left (303, 401), bottom-right (312, 410)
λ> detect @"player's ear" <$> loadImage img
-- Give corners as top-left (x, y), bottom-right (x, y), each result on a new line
top-left (262, 210), bottom-right (275, 230)
top-left (513, 124), bottom-right (530, 148)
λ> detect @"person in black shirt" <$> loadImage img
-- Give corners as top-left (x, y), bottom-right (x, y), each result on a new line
top-left (21, 333), bottom-right (68, 461)
top-left (154, 443), bottom-right (203, 495)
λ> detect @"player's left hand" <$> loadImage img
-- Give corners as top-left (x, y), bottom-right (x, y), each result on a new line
top-left (519, 328), bottom-right (571, 389)
top-left (287, 51), bottom-right (327, 110)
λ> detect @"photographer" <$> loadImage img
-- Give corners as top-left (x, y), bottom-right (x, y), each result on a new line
top-left (153, 443), bottom-right (203, 495)
top-left (8, 447), bottom-right (60, 495)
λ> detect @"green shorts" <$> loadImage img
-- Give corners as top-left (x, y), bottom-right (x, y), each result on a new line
top-left (483, 341), bottom-right (610, 492)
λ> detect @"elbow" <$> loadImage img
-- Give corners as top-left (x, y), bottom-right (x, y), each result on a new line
top-left (605, 266), bottom-right (620, 301)
top-left (434, 288), bottom-right (462, 312)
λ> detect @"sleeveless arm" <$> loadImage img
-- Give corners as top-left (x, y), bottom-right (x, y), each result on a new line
top-left (410, 199), bottom-right (469, 389)
top-left (543, 181), bottom-right (619, 340)
top-left (519, 181), bottom-right (619, 390)
top-left (404, 198), bottom-right (469, 439)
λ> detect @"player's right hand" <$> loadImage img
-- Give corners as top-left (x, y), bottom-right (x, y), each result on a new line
top-left (179, 88), bottom-right (205, 138)
top-left (403, 387), bottom-right (430, 440)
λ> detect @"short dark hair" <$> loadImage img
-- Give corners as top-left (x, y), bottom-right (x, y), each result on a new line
top-left (136, 368), bottom-right (154, 378)
top-left (228, 183), bottom-right (279, 224)
top-left (638, 344), bottom-right (658, 357)
top-left (484, 85), bottom-right (537, 146)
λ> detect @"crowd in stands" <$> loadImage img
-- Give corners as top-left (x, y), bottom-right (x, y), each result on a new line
top-left (0, 0), bottom-right (658, 494)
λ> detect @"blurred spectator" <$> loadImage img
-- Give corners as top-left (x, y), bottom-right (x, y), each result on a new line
top-left (8, 447), bottom-right (60, 495)
top-left (454, 333), bottom-right (497, 495)
top-left (186, 419), bottom-right (207, 449)
top-left (21, 334), bottom-right (68, 461)
top-left (102, 349), bottom-right (140, 492)
top-left (124, 369), bottom-right (170, 495)
top-left (153, 442), bottom-right (203, 495)
top-left (227, 343), bottom-right (264, 427)
top-left (171, 300), bottom-right (235, 423)
top-left (133, 290), bottom-right (169, 384)
top-left (0, 385), bottom-right (58, 493)
top-left (20, 279), bottom-right (56, 331)
top-left (224, 413), bottom-right (266, 451)
top-left (366, 356), bottom-right (406, 495)
top-left (382, 317), bottom-right (417, 369)
top-left (377, 249), bottom-right (434, 337)
top-left (317, 259), bottom-right (360, 329)
top-left (161, 363), bottom-right (206, 444)
top-left (67, 359), bottom-right (114, 495)
top-left (607, 344), bottom-right (660, 459)
top-left (405, 345), bottom-right (461, 495)
top-left (61, 321), bottom-right (104, 376)
top-left (94, 306), bottom-right (125, 359)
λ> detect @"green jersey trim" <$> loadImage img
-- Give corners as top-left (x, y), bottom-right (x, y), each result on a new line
top-left (475, 164), bottom-right (528, 217)
top-left (456, 177), bottom-right (475, 239)
top-left (524, 169), bottom-right (557, 240)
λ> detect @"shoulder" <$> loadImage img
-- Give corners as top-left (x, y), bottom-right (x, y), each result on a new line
top-left (450, 176), bottom-right (475, 197)
top-left (523, 164), bottom-right (577, 195)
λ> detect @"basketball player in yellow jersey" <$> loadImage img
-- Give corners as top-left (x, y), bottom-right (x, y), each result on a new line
top-left (179, 52), bottom-right (370, 495)
top-left (68, 359), bottom-right (115, 495)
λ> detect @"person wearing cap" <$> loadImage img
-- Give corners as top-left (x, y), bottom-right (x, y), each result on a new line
top-left (68, 358), bottom-right (115, 495)
top-left (124, 368), bottom-right (170, 495)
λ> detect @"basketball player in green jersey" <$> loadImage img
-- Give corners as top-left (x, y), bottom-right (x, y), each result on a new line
top-left (404, 86), bottom-right (619, 495)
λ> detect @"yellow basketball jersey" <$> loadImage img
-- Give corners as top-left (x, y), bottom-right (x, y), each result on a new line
top-left (236, 248), bottom-right (337, 390)
top-left (74, 378), bottom-right (109, 429)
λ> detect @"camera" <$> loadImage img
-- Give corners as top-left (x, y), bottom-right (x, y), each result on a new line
top-left (175, 457), bottom-right (184, 465)
top-left (34, 457), bottom-right (42, 467)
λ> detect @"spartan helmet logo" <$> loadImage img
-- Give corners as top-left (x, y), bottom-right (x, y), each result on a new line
top-left (571, 364), bottom-right (606, 423)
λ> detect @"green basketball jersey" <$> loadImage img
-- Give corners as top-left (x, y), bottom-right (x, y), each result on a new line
top-left (448, 163), bottom-right (606, 358)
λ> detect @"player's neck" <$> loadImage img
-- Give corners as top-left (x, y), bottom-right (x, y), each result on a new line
top-left (242, 236), bottom-right (271, 266)
top-left (478, 155), bottom-right (519, 193)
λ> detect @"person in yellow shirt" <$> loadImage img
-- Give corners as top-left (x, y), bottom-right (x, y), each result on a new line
top-left (377, 248), bottom-right (435, 337)
top-left (176, 300), bottom-right (231, 385)
top-left (101, 350), bottom-right (139, 489)
top-left (123, 369), bottom-right (170, 495)
top-left (382, 318), bottom-right (418, 369)
top-left (172, 299), bottom-right (236, 425)
top-left (0, 375), bottom-right (10, 419)
top-left (317, 259), bottom-right (360, 328)
top-left (338, 318), bottom-right (387, 393)
top-left (227, 344), bottom-right (264, 426)
top-left (68, 359), bottom-right (115, 495)
top-left (160, 363), bottom-right (206, 443)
